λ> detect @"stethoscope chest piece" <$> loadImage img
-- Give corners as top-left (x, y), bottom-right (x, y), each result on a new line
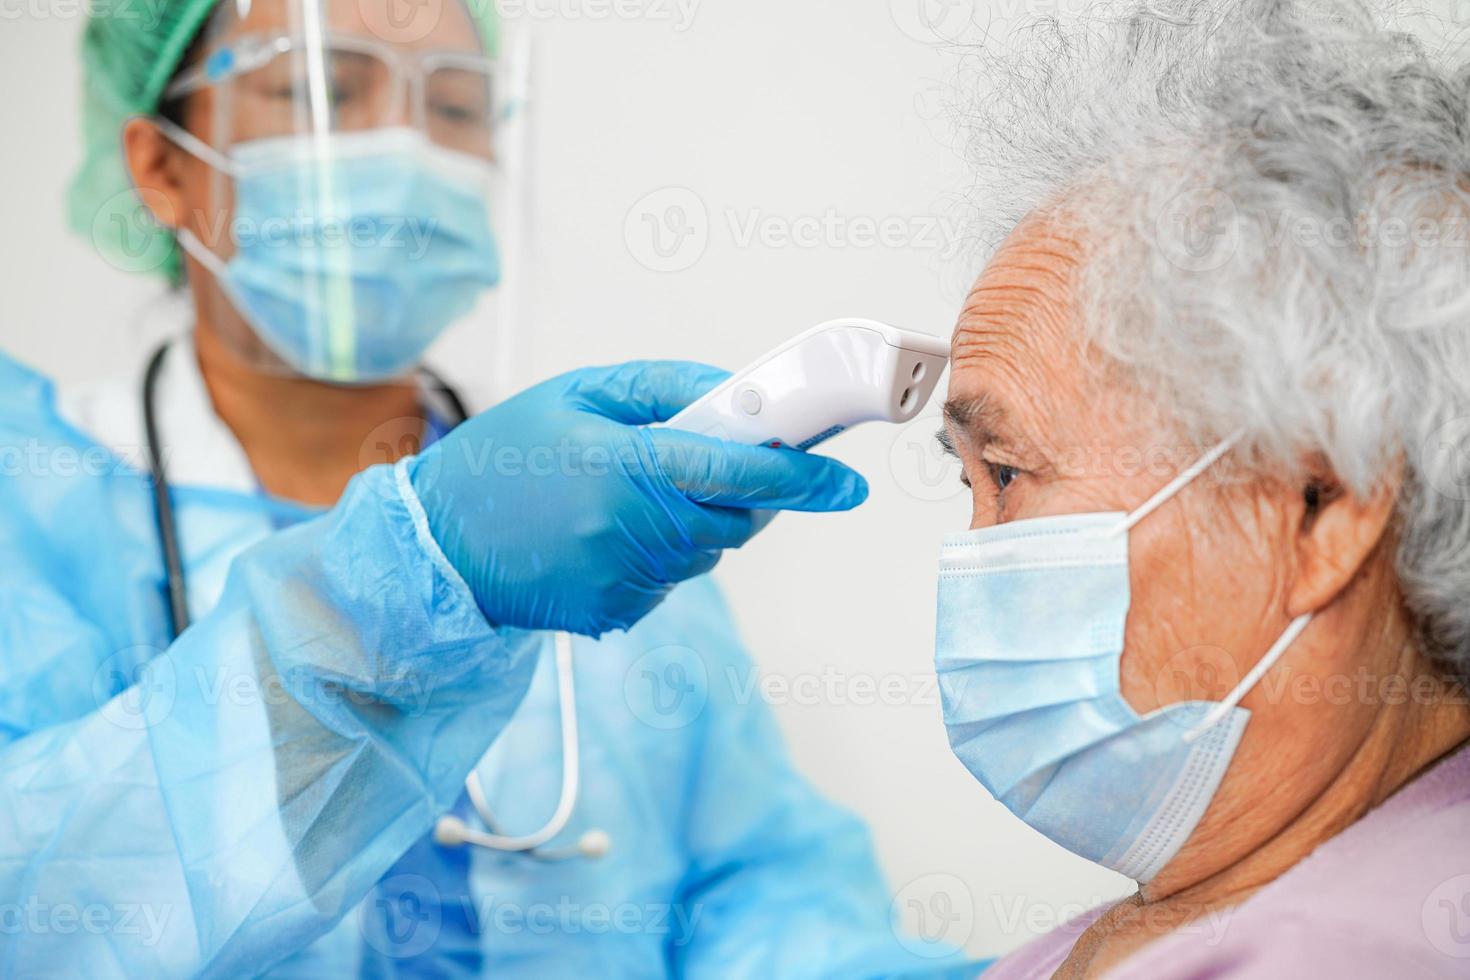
top-left (433, 631), bottom-right (610, 862)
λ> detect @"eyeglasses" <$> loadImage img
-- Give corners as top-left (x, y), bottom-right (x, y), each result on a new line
top-left (165, 31), bottom-right (504, 158)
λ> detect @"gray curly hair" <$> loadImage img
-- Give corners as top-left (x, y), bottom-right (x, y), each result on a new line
top-left (959, 0), bottom-right (1470, 680)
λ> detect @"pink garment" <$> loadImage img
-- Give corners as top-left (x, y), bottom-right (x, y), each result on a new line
top-left (982, 741), bottom-right (1470, 978)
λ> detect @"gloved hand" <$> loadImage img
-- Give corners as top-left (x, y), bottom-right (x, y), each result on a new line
top-left (410, 360), bottom-right (868, 636)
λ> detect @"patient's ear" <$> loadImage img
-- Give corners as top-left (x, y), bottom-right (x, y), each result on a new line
top-left (1285, 458), bottom-right (1400, 616)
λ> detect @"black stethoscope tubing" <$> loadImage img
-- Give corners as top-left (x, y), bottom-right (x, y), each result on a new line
top-left (141, 340), bottom-right (468, 641)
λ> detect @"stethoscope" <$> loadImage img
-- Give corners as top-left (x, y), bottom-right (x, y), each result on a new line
top-left (141, 341), bottom-right (609, 862)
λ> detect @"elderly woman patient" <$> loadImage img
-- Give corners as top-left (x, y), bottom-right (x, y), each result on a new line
top-left (933, 0), bottom-right (1470, 976)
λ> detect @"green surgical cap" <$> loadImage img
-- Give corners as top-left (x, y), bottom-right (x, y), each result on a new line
top-left (69, 0), bottom-right (501, 281)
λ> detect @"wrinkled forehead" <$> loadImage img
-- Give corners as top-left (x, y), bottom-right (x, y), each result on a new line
top-left (948, 212), bottom-right (1180, 467)
top-left (945, 215), bottom-right (1113, 452)
top-left (951, 215), bottom-right (1084, 366)
top-left (217, 0), bottom-right (483, 55)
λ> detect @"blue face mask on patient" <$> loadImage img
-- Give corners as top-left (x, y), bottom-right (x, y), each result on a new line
top-left (935, 437), bottom-right (1313, 882)
top-left (162, 124), bottom-right (501, 382)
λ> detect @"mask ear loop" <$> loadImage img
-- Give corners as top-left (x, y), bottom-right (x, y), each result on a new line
top-left (1088, 429), bottom-right (1315, 742)
top-left (153, 117), bottom-right (239, 177)
top-left (1182, 612), bottom-right (1313, 742)
top-left (149, 118), bottom-right (240, 280)
top-left (1106, 430), bottom-right (1244, 538)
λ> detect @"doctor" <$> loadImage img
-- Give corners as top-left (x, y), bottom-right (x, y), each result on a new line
top-left (0, 0), bottom-right (973, 975)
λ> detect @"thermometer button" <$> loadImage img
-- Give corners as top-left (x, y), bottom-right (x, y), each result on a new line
top-left (738, 388), bottom-right (762, 416)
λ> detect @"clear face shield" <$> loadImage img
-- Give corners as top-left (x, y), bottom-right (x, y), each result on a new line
top-left (157, 0), bottom-right (528, 386)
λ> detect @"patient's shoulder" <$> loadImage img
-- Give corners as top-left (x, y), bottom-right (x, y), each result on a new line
top-left (1123, 743), bottom-right (1470, 977)
top-left (1270, 742), bottom-right (1470, 919)
top-left (1127, 913), bottom-right (1455, 978)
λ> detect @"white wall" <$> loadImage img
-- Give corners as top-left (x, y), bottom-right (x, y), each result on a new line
top-left (7, 0), bottom-right (1464, 961)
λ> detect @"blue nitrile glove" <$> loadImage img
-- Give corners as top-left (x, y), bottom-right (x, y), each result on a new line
top-left (410, 360), bottom-right (868, 636)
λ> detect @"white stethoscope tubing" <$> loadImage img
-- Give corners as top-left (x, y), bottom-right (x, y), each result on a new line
top-left (434, 632), bottom-right (609, 859)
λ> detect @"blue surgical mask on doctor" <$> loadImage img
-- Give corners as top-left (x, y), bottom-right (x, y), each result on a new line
top-left (161, 121), bottom-right (500, 382)
top-left (935, 435), bottom-right (1313, 882)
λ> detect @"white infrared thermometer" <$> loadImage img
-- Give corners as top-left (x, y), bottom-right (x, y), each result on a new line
top-left (665, 317), bottom-right (949, 450)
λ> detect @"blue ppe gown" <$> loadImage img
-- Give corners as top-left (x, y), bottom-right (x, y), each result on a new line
top-left (0, 342), bottom-right (976, 978)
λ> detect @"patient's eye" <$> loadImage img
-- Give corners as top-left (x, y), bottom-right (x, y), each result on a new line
top-left (985, 461), bottom-right (1020, 492)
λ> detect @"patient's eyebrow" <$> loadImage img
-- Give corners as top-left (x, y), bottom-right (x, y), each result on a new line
top-left (942, 393), bottom-right (1012, 449)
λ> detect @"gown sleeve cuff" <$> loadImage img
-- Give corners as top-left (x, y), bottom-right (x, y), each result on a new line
top-left (393, 456), bottom-right (479, 611)
top-left (240, 459), bottom-right (536, 714)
